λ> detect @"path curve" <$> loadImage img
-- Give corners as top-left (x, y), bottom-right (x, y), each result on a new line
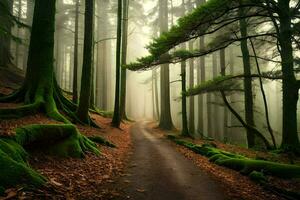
top-left (114, 122), bottom-right (225, 200)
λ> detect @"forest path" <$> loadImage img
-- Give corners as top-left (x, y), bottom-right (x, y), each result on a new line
top-left (113, 121), bottom-right (225, 200)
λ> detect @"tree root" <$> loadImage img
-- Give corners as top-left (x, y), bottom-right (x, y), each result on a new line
top-left (168, 136), bottom-right (300, 179)
top-left (0, 138), bottom-right (46, 189)
top-left (15, 124), bottom-right (100, 157)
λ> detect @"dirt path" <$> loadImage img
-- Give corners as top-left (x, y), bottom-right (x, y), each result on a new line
top-left (112, 122), bottom-right (225, 200)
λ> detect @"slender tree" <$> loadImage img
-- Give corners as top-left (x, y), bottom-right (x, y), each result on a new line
top-left (196, 0), bottom-right (205, 136)
top-left (72, 0), bottom-right (79, 103)
top-left (239, 7), bottom-right (256, 148)
top-left (112, 0), bottom-right (122, 127)
top-left (76, 0), bottom-right (94, 124)
top-left (120, 0), bottom-right (129, 120)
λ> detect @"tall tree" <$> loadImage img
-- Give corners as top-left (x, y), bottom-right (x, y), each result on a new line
top-left (72, 0), bottom-right (79, 103)
top-left (275, 0), bottom-right (300, 150)
top-left (0, 0), bottom-right (13, 67)
top-left (188, 0), bottom-right (195, 135)
top-left (112, 0), bottom-right (122, 127)
top-left (239, 8), bottom-right (256, 148)
top-left (76, 0), bottom-right (94, 124)
top-left (158, 0), bottom-right (174, 130)
top-left (120, 0), bottom-right (129, 120)
top-left (196, 0), bottom-right (205, 136)
top-left (220, 48), bottom-right (228, 140)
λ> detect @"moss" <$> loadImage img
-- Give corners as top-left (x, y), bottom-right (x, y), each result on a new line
top-left (249, 171), bottom-right (267, 183)
top-left (0, 186), bottom-right (5, 196)
top-left (0, 139), bottom-right (46, 189)
top-left (169, 138), bottom-right (300, 179)
top-left (88, 136), bottom-right (116, 148)
top-left (15, 124), bottom-right (100, 158)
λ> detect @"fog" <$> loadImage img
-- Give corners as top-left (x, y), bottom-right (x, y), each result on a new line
top-left (7, 0), bottom-right (300, 147)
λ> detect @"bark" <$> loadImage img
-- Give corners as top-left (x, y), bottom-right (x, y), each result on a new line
top-left (120, 0), bottom-right (129, 120)
top-left (0, 0), bottom-right (13, 67)
top-left (158, 0), bottom-right (174, 130)
top-left (181, 56), bottom-right (189, 136)
top-left (239, 8), bottom-right (256, 148)
top-left (112, 0), bottom-right (122, 127)
top-left (277, 0), bottom-right (300, 150)
top-left (76, 0), bottom-right (94, 124)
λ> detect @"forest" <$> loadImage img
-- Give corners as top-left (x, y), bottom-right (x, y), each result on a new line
top-left (0, 0), bottom-right (300, 199)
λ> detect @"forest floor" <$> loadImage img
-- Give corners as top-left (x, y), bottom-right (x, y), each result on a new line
top-left (0, 100), bottom-right (132, 199)
top-left (146, 122), bottom-right (300, 200)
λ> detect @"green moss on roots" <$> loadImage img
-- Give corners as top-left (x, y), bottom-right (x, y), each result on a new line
top-left (15, 124), bottom-right (100, 158)
top-left (168, 137), bottom-right (300, 179)
top-left (0, 138), bottom-right (46, 189)
top-left (88, 136), bottom-right (116, 148)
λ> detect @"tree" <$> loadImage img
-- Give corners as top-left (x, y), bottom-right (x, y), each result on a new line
top-left (188, 0), bottom-right (195, 135)
top-left (275, 0), bottom-right (300, 151)
top-left (72, 0), bottom-right (79, 103)
top-left (239, 7), bottom-right (256, 148)
top-left (196, 0), bottom-right (205, 136)
top-left (124, 0), bottom-right (300, 151)
top-left (76, 0), bottom-right (95, 124)
top-left (0, 0), bottom-right (98, 157)
top-left (0, 0), bottom-right (13, 67)
top-left (111, 0), bottom-right (122, 128)
top-left (120, 0), bottom-right (129, 120)
top-left (158, 0), bottom-right (174, 130)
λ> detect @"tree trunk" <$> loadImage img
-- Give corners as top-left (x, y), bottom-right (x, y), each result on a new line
top-left (220, 49), bottom-right (227, 141)
top-left (207, 52), bottom-right (217, 138)
top-left (76, 0), bottom-right (94, 124)
top-left (188, 41), bottom-right (195, 135)
top-left (158, 0), bottom-right (174, 130)
top-left (0, 0), bottom-right (13, 67)
top-left (120, 0), bottom-right (129, 120)
top-left (278, 0), bottom-right (300, 150)
top-left (112, 0), bottom-right (122, 127)
top-left (196, 0), bottom-right (205, 136)
top-left (181, 54), bottom-right (189, 136)
top-left (72, 0), bottom-right (79, 103)
top-left (239, 8), bottom-right (256, 148)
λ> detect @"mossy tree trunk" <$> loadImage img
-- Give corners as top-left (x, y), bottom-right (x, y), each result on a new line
top-left (239, 8), bottom-right (256, 148)
top-left (76, 0), bottom-right (94, 124)
top-left (112, 0), bottom-right (122, 128)
top-left (158, 0), bottom-right (174, 130)
top-left (0, 0), bottom-right (13, 67)
top-left (277, 0), bottom-right (300, 151)
top-left (120, 0), bottom-right (129, 120)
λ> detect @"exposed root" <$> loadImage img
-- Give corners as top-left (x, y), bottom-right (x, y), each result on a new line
top-left (0, 101), bottom-right (42, 119)
top-left (15, 124), bottom-right (100, 158)
top-left (0, 87), bottom-right (25, 103)
top-left (0, 138), bottom-right (46, 189)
